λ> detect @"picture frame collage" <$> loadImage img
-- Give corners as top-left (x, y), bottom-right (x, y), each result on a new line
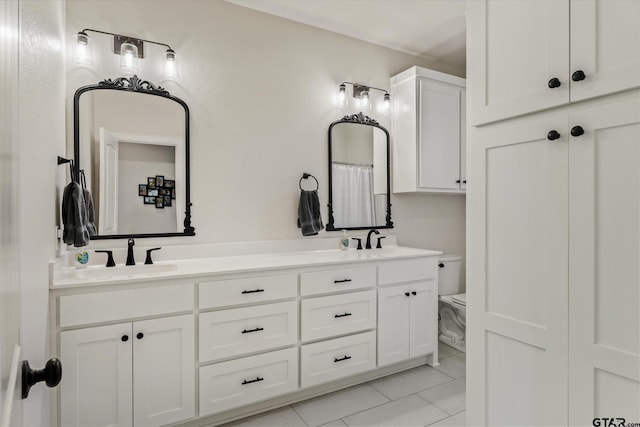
top-left (138, 175), bottom-right (176, 208)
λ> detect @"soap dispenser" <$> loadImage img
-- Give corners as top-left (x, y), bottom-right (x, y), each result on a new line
top-left (340, 230), bottom-right (349, 250)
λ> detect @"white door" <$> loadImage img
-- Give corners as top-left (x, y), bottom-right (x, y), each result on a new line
top-left (60, 324), bottom-right (133, 427)
top-left (99, 127), bottom-right (119, 235)
top-left (418, 78), bottom-right (461, 191)
top-left (570, 0), bottom-right (640, 102)
top-left (133, 315), bottom-right (195, 427)
top-left (467, 0), bottom-right (570, 125)
top-left (459, 88), bottom-right (467, 191)
top-left (408, 282), bottom-right (437, 358)
top-left (568, 95), bottom-right (640, 425)
top-left (467, 111), bottom-right (569, 426)
top-left (377, 286), bottom-right (410, 366)
top-left (0, 0), bottom-right (22, 425)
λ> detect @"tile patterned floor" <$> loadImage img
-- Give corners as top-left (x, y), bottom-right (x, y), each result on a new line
top-left (221, 344), bottom-right (466, 427)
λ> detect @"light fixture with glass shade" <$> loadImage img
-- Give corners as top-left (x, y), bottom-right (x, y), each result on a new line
top-left (72, 28), bottom-right (178, 79)
top-left (336, 82), bottom-right (390, 116)
top-left (73, 31), bottom-right (93, 65)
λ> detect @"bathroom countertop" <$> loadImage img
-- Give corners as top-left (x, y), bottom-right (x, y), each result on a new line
top-left (51, 245), bottom-right (442, 289)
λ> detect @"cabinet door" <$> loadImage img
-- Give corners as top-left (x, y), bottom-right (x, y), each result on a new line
top-left (467, 0), bottom-right (569, 125)
top-left (418, 78), bottom-right (461, 191)
top-left (60, 323), bottom-right (133, 427)
top-left (133, 315), bottom-right (195, 427)
top-left (467, 111), bottom-right (569, 426)
top-left (377, 286), bottom-right (410, 366)
top-left (409, 282), bottom-right (437, 358)
top-left (570, 0), bottom-right (640, 102)
top-left (568, 95), bottom-right (640, 425)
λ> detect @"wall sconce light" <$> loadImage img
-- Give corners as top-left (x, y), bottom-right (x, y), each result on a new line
top-left (73, 28), bottom-right (179, 79)
top-left (335, 82), bottom-right (390, 115)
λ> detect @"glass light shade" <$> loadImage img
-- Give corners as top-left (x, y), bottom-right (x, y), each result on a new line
top-left (120, 42), bottom-right (139, 74)
top-left (164, 49), bottom-right (178, 78)
top-left (378, 93), bottom-right (391, 115)
top-left (360, 90), bottom-right (371, 112)
top-left (74, 32), bottom-right (93, 65)
top-left (335, 84), bottom-right (348, 108)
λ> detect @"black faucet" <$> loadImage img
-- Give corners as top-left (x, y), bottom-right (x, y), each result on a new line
top-left (126, 238), bottom-right (135, 265)
top-left (365, 229), bottom-right (380, 249)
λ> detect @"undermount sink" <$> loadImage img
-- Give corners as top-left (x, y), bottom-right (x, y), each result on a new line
top-left (74, 263), bottom-right (178, 280)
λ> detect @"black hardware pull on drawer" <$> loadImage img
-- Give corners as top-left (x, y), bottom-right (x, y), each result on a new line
top-left (241, 376), bottom-right (264, 385)
top-left (241, 288), bottom-right (265, 294)
top-left (334, 312), bottom-right (352, 318)
top-left (334, 355), bottom-right (352, 363)
top-left (241, 327), bottom-right (264, 334)
top-left (333, 279), bottom-right (352, 284)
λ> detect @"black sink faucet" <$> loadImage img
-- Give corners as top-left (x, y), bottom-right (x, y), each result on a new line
top-left (365, 229), bottom-right (380, 249)
top-left (126, 238), bottom-right (135, 266)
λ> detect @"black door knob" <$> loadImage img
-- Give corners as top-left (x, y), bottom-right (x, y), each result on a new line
top-left (21, 358), bottom-right (62, 399)
top-left (572, 70), bottom-right (586, 81)
top-left (548, 77), bottom-right (561, 88)
top-left (570, 126), bottom-right (585, 137)
top-left (547, 130), bottom-right (561, 141)
top-left (121, 335), bottom-right (129, 342)
top-left (136, 332), bottom-right (144, 340)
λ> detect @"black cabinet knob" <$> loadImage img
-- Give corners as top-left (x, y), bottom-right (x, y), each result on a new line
top-left (456, 179), bottom-right (461, 184)
top-left (438, 263), bottom-right (445, 268)
top-left (404, 292), bottom-right (410, 297)
top-left (411, 291), bottom-right (417, 296)
top-left (547, 130), bottom-right (561, 141)
top-left (136, 332), bottom-right (144, 340)
top-left (570, 126), bottom-right (585, 137)
top-left (121, 335), bottom-right (129, 342)
top-left (21, 358), bottom-right (62, 399)
top-left (572, 70), bottom-right (586, 81)
top-left (548, 77), bottom-right (561, 88)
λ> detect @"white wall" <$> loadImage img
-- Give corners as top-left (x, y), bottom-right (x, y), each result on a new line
top-left (65, 0), bottom-right (466, 278)
top-left (19, 1), bottom-right (66, 426)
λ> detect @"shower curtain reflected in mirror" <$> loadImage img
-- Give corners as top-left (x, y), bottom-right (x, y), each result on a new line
top-left (332, 163), bottom-right (386, 228)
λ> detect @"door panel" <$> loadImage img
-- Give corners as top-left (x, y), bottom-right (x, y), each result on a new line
top-left (99, 127), bottom-right (119, 235)
top-left (409, 282), bottom-right (437, 357)
top-left (570, 0), bottom-right (640, 101)
top-left (568, 96), bottom-right (640, 425)
top-left (467, 111), bottom-right (569, 425)
top-left (60, 324), bottom-right (133, 427)
top-left (377, 286), bottom-right (410, 366)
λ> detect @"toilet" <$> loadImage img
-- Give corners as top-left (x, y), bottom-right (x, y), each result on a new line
top-left (437, 254), bottom-right (466, 353)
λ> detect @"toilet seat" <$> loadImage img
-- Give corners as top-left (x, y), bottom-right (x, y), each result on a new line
top-left (440, 293), bottom-right (466, 311)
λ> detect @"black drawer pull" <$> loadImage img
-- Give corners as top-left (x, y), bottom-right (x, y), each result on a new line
top-left (334, 355), bottom-right (352, 363)
top-left (334, 312), bottom-right (352, 318)
top-left (242, 288), bottom-right (265, 294)
top-left (241, 377), bottom-right (264, 385)
top-left (242, 327), bottom-right (264, 334)
top-left (334, 279), bottom-right (352, 284)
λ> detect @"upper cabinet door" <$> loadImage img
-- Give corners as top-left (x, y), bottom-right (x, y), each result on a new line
top-left (570, 0), bottom-right (640, 102)
top-left (468, 0), bottom-right (570, 125)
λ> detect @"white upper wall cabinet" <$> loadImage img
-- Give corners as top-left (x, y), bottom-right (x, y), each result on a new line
top-left (468, 0), bottom-right (640, 126)
top-left (391, 66), bottom-right (466, 194)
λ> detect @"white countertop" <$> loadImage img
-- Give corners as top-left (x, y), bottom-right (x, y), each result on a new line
top-left (51, 246), bottom-right (442, 289)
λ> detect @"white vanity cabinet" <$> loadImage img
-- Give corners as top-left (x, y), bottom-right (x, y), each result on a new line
top-left (468, 0), bottom-right (640, 126)
top-left (391, 66), bottom-right (466, 194)
top-left (59, 286), bottom-right (195, 427)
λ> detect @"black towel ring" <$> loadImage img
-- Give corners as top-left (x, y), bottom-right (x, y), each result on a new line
top-left (299, 173), bottom-right (319, 191)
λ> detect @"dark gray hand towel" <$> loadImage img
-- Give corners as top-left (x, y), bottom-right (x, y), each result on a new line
top-left (83, 188), bottom-right (97, 236)
top-left (62, 181), bottom-right (91, 247)
top-left (298, 190), bottom-right (324, 236)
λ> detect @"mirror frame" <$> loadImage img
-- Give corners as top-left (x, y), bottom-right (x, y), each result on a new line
top-left (73, 75), bottom-right (195, 239)
top-left (327, 112), bottom-right (393, 231)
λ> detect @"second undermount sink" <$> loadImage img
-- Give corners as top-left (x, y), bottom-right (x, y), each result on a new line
top-left (74, 263), bottom-right (178, 280)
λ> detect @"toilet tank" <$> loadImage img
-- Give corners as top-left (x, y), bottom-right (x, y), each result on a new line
top-left (438, 254), bottom-right (462, 295)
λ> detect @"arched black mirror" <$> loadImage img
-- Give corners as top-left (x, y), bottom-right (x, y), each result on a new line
top-left (73, 75), bottom-right (194, 239)
top-left (327, 113), bottom-right (393, 230)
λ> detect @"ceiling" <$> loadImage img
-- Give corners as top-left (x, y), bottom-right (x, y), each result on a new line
top-left (226, 0), bottom-right (467, 70)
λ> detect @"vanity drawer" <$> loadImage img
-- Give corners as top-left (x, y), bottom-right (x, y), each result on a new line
top-left (199, 301), bottom-right (297, 362)
top-left (378, 257), bottom-right (437, 285)
top-left (199, 274), bottom-right (297, 309)
top-left (59, 284), bottom-right (194, 327)
top-left (300, 331), bottom-right (376, 388)
top-left (199, 347), bottom-right (298, 416)
top-left (300, 265), bottom-right (376, 296)
top-left (301, 290), bottom-right (376, 342)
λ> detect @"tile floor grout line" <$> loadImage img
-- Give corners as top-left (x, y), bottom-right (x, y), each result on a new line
top-left (289, 404), bottom-right (311, 427)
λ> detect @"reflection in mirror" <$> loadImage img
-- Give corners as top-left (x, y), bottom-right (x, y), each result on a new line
top-left (74, 76), bottom-right (194, 239)
top-left (327, 113), bottom-right (393, 230)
